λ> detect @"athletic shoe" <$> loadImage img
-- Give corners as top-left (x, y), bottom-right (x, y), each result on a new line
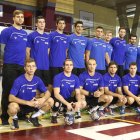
top-left (75, 112), bottom-right (81, 119)
top-left (108, 107), bottom-right (114, 116)
top-left (90, 111), bottom-right (100, 121)
top-left (88, 106), bottom-right (98, 114)
top-left (2, 120), bottom-right (9, 125)
top-left (120, 106), bottom-right (126, 114)
top-left (51, 116), bottom-right (57, 123)
top-left (98, 110), bottom-right (105, 117)
top-left (11, 119), bottom-right (19, 130)
top-left (135, 107), bottom-right (140, 113)
top-left (29, 117), bottom-right (42, 127)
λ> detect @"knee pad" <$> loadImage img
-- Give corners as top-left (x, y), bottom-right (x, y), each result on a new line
top-left (98, 101), bottom-right (105, 106)
top-left (52, 102), bottom-right (61, 112)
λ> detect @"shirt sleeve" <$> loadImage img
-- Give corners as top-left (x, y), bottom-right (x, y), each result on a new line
top-left (99, 75), bottom-right (104, 87)
top-left (37, 78), bottom-right (47, 93)
top-left (103, 75), bottom-right (109, 87)
top-left (74, 76), bottom-right (80, 89)
top-left (79, 73), bottom-right (85, 87)
top-left (27, 33), bottom-right (33, 48)
top-left (122, 76), bottom-right (128, 86)
top-left (118, 77), bottom-right (122, 87)
top-left (86, 38), bottom-right (91, 51)
top-left (1, 28), bottom-right (10, 44)
top-left (53, 75), bottom-right (61, 88)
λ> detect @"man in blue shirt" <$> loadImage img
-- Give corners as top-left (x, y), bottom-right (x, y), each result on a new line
top-left (124, 34), bottom-right (138, 74)
top-left (87, 26), bottom-right (110, 75)
top-left (0, 10), bottom-right (27, 125)
top-left (122, 62), bottom-right (140, 113)
top-left (68, 21), bottom-right (90, 76)
top-left (26, 16), bottom-right (51, 91)
top-left (110, 27), bottom-right (127, 78)
top-left (49, 17), bottom-right (69, 82)
top-left (51, 59), bottom-right (86, 123)
top-left (103, 61), bottom-right (127, 114)
top-left (8, 59), bottom-right (54, 130)
top-left (79, 59), bottom-right (112, 119)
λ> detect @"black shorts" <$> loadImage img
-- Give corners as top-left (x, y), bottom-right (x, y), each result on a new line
top-left (18, 105), bottom-right (38, 116)
top-left (35, 69), bottom-right (51, 86)
top-left (50, 67), bottom-right (63, 84)
top-left (72, 68), bottom-right (85, 76)
top-left (110, 97), bottom-right (118, 105)
top-left (86, 96), bottom-right (99, 108)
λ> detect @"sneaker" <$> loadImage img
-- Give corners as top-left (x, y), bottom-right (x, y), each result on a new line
top-left (135, 107), bottom-right (140, 113)
top-left (88, 106), bottom-right (98, 114)
top-left (90, 111), bottom-right (100, 121)
top-left (75, 112), bottom-right (81, 119)
top-left (11, 119), bottom-right (19, 130)
top-left (2, 120), bottom-right (9, 125)
top-left (29, 117), bottom-right (42, 127)
top-left (108, 107), bottom-right (114, 116)
top-left (98, 110), bottom-right (105, 117)
top-left (120, 106), bottom-right (126, 114)
top-left (51, 116), bottom-right (57, 123)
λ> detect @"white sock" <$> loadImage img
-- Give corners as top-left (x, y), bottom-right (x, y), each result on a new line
top-left (12, 114), bottom-right (18, 120)
top-left (31, 110), bottom-right (45, 118)
top-left (99, 106), bottom-right (105, 110)
top-left (109, 104), bottom-right (118, 109)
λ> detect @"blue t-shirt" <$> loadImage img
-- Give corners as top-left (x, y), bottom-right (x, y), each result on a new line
top-left (137, 47), bottom-right (140, 72)
top-left (122, 74), bottom-right (140, 96)
top-left (110, 37), bottom-right (127, 65)
top-left (53, 72), bottom-right (80, 99)
top-left (103, 72), bottom-right (122, 93)
top-left (49, 31), bottom-right (69, 67)
top-left (79, 71), bottom-right (104, 93)
top-left (10, 74), bottom-right (47, 101)
top-left (68, 34), bottom-right (90, 68)
top-left (106, 42), bottom-right (113, 66)
top-left (1, 26), bottom-right (27, 65)
top-left (88, 38), bottom-right (107, 70)
top-left (124, 44), bottom-right (137, 70)
top-left (27, 31), bottom-right (50, 70)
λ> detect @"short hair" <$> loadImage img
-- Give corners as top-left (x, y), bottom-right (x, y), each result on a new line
top-left (96, 26), bottom-right (104, 30)
top-left (74, 21), bottom-right (83, 28)
top-left (108, 61), bottom-right (118, 68)
top-left (13, 10), bottom-right (24, 17)
top-left (118, 27), bottom-right (126, 32)
top-left (105, 30), bottom-right (113, 35)
top-left (56, 17), bottom-right (65, 24)
top-left (129, 62), bottom-right (137, 68)
top-left (129, 34), bottom-right (137, 39)
top-left (35, 16), bottom-right (45, 23)
top-left (24, 59), bottom-right (36, 66)
top-left (63, 58), bottom-right (73, 66)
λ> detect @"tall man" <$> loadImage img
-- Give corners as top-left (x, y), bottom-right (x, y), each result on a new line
top-left (110, 27), bottom-right (127, 77)
top-left (103, 61), bottom-right (127, 114)
top-left (51, 59), bottom-right (86, 124)
top-left (68, 21), bottom-right (90, 76)
top-left (124, 34), bottom-right (138, 74)
top-left (49, 17), bottom-right (69, 81)
top-left (122, 62), bottom-right (140, 113)
top-left (0, 10), bottom-right (27, 125)
top-left (87, 26), bottom-right (110, 75)
top-left (26, 16), bottom-right (51, 90)
top-left (8, 59), bottom-right (54, 129)
top-left (79, 59), bottom-right (112, 119)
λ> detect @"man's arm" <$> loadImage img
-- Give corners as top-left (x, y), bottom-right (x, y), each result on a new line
top-left (105, 52), bottom-right (110, 65)
top-left (85, 50), bottom-right (90, 63)
top-left (26, 47), bottom-right (31, 60)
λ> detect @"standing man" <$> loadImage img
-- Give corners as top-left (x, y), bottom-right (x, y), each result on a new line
top-left (79, 59), bottom-right (112, 119)
top-left (110, 27), bottom-right (127, 77)
top-left (87, 26), bottom-right (110, 75)
top-left (104, 30), bottom-right (113, 69)
top-left (122, 62), bottom-right (140, 113)
top-left (124, 34), bottom-right (138, 74)
top-left (68, 21), bottom-right (90, 76)
top-left (103, 61), bottom-right (127, 114)
top-left (26, 16), bottom-right (51, 91)
top-left (51, 59), bottom-right (86, 124)
top-left (49, 17), bottom-right (69, 81)
top-left (0, 10), bottom-right (27, 125)
top-left (8, 59), bottom-right (54, 129)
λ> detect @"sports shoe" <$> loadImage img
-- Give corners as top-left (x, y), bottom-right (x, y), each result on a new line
top-left (29, 117), bottom-right (42, 127)
top-left (108, 107), bottom-right (114, 116)
top-left (120, 106), bottom-right (126, 114)
top-left (88, 106), bottom-right (98, 114)
top-left (51, 116), bottom-right (57, 123)
top-left (90, 111), bottom-right (100, 121)
top-left (98, 110), bottom-right (105, 117)
top-left (11, 119), bottom-right (19, 130)
top-left (135, 107), bottom-right (140, 113)
top-left (2, 120), bottom-right (9, 125)
top-left (75, 112), bottom-right (81, 119)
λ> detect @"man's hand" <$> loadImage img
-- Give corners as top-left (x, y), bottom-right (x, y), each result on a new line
top-left (94, 90), bottom-right (102, 97)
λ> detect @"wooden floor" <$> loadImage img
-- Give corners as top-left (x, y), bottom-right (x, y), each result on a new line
top-left (1, 110), bottom-right (140, 140)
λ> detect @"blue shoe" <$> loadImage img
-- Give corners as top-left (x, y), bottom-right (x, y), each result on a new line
top-left (120, 106), bottom-right (125, 115)
top-left (135, 107), bottom-right (140, 113)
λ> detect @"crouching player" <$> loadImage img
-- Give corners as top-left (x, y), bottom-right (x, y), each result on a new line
top-left (8, 59), bottom-right (54, 129)
top-left (103, 61), bottom-right (127, 115)
top-left (79, 59), bottom-right (112, 120)
top-left (122, 62), bottom-right (140, 113)
top-left (51, 59), bottom-right (86, 125)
